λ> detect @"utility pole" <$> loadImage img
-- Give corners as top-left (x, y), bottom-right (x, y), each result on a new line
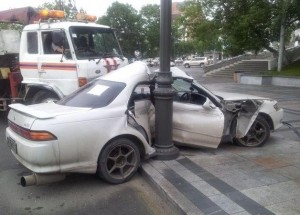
top-left (153, 0), bottom-right (179, 160)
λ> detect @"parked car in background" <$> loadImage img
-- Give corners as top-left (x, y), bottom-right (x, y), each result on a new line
top-left (6, 62), bottom-right (283, 186)
top-left (174, 58), bottom-right (184, 65)
top-left (147, 58), bottom-right (175, 67)
top-left (183, 57), bottom-right (208, 68)
top-left (152, 58), bottom-right (159, 66)
top-left (170, 60), bottom-right (175, 67)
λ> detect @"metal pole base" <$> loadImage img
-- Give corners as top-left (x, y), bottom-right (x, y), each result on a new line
top-left (153, 145), bottom-right (179, 160)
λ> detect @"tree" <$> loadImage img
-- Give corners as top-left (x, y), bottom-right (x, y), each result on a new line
top-left (273, 0), bottom-right (300, 71)
top-left (98, 2), bottom-right (141, 59)
top-left (211, 0), bottom-right (273, 55)
top-left (177, 0), bottom-right (205, 40)
top-left (206, 0), bottom-right (300, 70)
top-left (139, 4), bottom-right (160, 58)
top-left (174, 0), bottom-right (222, 57)
top-left (0, 22), bottom-right (23, 32)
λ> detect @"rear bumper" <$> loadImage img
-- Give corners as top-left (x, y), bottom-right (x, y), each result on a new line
top-left (6, 127), bottom-right (60, 173)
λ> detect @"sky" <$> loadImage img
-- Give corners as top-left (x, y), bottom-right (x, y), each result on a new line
top-left (0, 0), bottom-right (183, 18)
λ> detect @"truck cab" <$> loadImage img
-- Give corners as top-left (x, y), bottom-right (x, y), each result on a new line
top-left (19, 10), bottom-right (128, 104)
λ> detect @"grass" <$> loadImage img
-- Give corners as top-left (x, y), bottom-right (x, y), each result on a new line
top-left (263, 59), bottom-right (300, 77)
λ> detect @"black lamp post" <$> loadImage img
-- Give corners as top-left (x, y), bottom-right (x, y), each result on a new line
top-left (153, 0), bottom-right (179, 160)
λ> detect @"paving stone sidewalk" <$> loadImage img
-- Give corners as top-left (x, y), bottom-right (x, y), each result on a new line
top-left (141, 134), bottom-right (300, 215)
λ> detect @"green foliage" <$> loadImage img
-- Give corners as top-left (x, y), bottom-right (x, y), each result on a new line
top-left (208, 0), bottom-right (300, 56)
top-left (213, 0), bottom-right (273, 55)
top-left (0, 23), bottom-right (23, 32)
top-left (173, 40), bottom-right (199, 57)
top-left (172, 0), bottom-right (223, 57)
top-left (139, 4), bottom-right (160, 58)
top-left (2, 0), bottom-right (298, 59)
top-left (281, 59), bottom-right (300, 76)
top-left (98, 2), bottom-right (141, 59)
top-left (264, 59), bottom-right (300, 76)
top-left (176, 0), bottom-right (205, 39)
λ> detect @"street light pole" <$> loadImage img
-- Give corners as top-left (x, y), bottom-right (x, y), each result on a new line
top-left (153, 0), bottom-right (179, 160)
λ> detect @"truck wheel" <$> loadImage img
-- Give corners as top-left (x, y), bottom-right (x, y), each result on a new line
top-left (31, 90), bottom-right (59, 104)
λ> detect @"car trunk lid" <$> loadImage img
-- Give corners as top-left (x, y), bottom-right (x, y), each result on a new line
top-left (8, 106), bottom-right (37, 130)
top-left (8, 103), bottom-right (91, 129)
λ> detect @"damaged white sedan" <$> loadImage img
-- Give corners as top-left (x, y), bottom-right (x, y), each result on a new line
top-left (6, 62), bottom-right (283, 185)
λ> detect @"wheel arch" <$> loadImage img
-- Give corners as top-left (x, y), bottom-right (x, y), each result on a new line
top-left (184, 63), bottom-right (190, 68)
top-left (99, 134), bottom-right (146, 160)
top-left (258, 112), bottom-right (274, 130)
top-left (24, 84), bottom-right (64, 104)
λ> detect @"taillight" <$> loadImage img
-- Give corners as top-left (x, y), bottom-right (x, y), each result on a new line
top-left (78, 77), bottom-right (87, 87)
top-left (8, 121), bottom-right (57, 141)
top-left (28, 131), bottom-right (57, 141)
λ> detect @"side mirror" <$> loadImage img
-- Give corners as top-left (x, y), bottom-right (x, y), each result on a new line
top-left (203, 99), bottom-right (216, 110)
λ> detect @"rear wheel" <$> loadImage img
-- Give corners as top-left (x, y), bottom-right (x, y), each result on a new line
top-left (235, 116), bottom-right (270, 147)
top-left (31, 90), bottom-right (59, 104)
top-left (97, 138), bottom-right (140, 184)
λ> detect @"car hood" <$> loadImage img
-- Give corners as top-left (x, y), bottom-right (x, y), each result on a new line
top-left (213, 91), bottom-right (269, 101)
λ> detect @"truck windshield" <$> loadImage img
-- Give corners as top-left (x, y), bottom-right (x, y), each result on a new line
top-left (69, 26), bottom-right (123, 60)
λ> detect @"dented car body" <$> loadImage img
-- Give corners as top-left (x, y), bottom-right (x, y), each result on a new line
top-left (5, 62), bottom-right (283, 185)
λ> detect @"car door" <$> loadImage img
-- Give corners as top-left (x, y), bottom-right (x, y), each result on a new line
top-left (172, 100), bottom-right (224, 148)
top-left (190, 58), bottom-right (198, 66)
top-left (39, 30), bottom-right (78, 96)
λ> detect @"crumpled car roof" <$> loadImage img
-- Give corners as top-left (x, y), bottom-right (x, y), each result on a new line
top-left (100, 61), bottom-right (193, 84)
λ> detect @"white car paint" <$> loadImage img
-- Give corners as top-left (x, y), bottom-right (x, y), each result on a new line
top-left (6, 62), bottom-right (155, 175)
top-left (213, 91), bottom-right (268, 101)
top-left (5, 61), bottom-right (284, 181)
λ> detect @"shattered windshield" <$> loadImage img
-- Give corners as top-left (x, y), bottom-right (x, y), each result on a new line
top-left (69, 26), bottom-right (123, 60)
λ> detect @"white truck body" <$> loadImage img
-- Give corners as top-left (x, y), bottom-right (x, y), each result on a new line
top-left (20, 21), bottom-right (128, 101)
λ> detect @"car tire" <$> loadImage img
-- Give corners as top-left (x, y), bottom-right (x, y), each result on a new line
top-left (31, 90), bottom-right (59, 104)
top-left (235, 116), bottom-right (270, 147)
top-left (184, 63), bottom-right (190, 68)
top-left (200, 63), bottom-right (204, 67)
top-left (97, 138), bottom-right (140, 184)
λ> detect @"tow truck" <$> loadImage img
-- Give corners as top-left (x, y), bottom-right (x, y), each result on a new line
top-left (0, 7), bottom-right (128, 111)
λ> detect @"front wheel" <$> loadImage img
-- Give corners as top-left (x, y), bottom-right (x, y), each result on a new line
top-left (184, 63), bottom-right (190, 68)
top-left (97, 138), bottom-right (140, 184)
top-left (235, 116), bottom-right (270, 147)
